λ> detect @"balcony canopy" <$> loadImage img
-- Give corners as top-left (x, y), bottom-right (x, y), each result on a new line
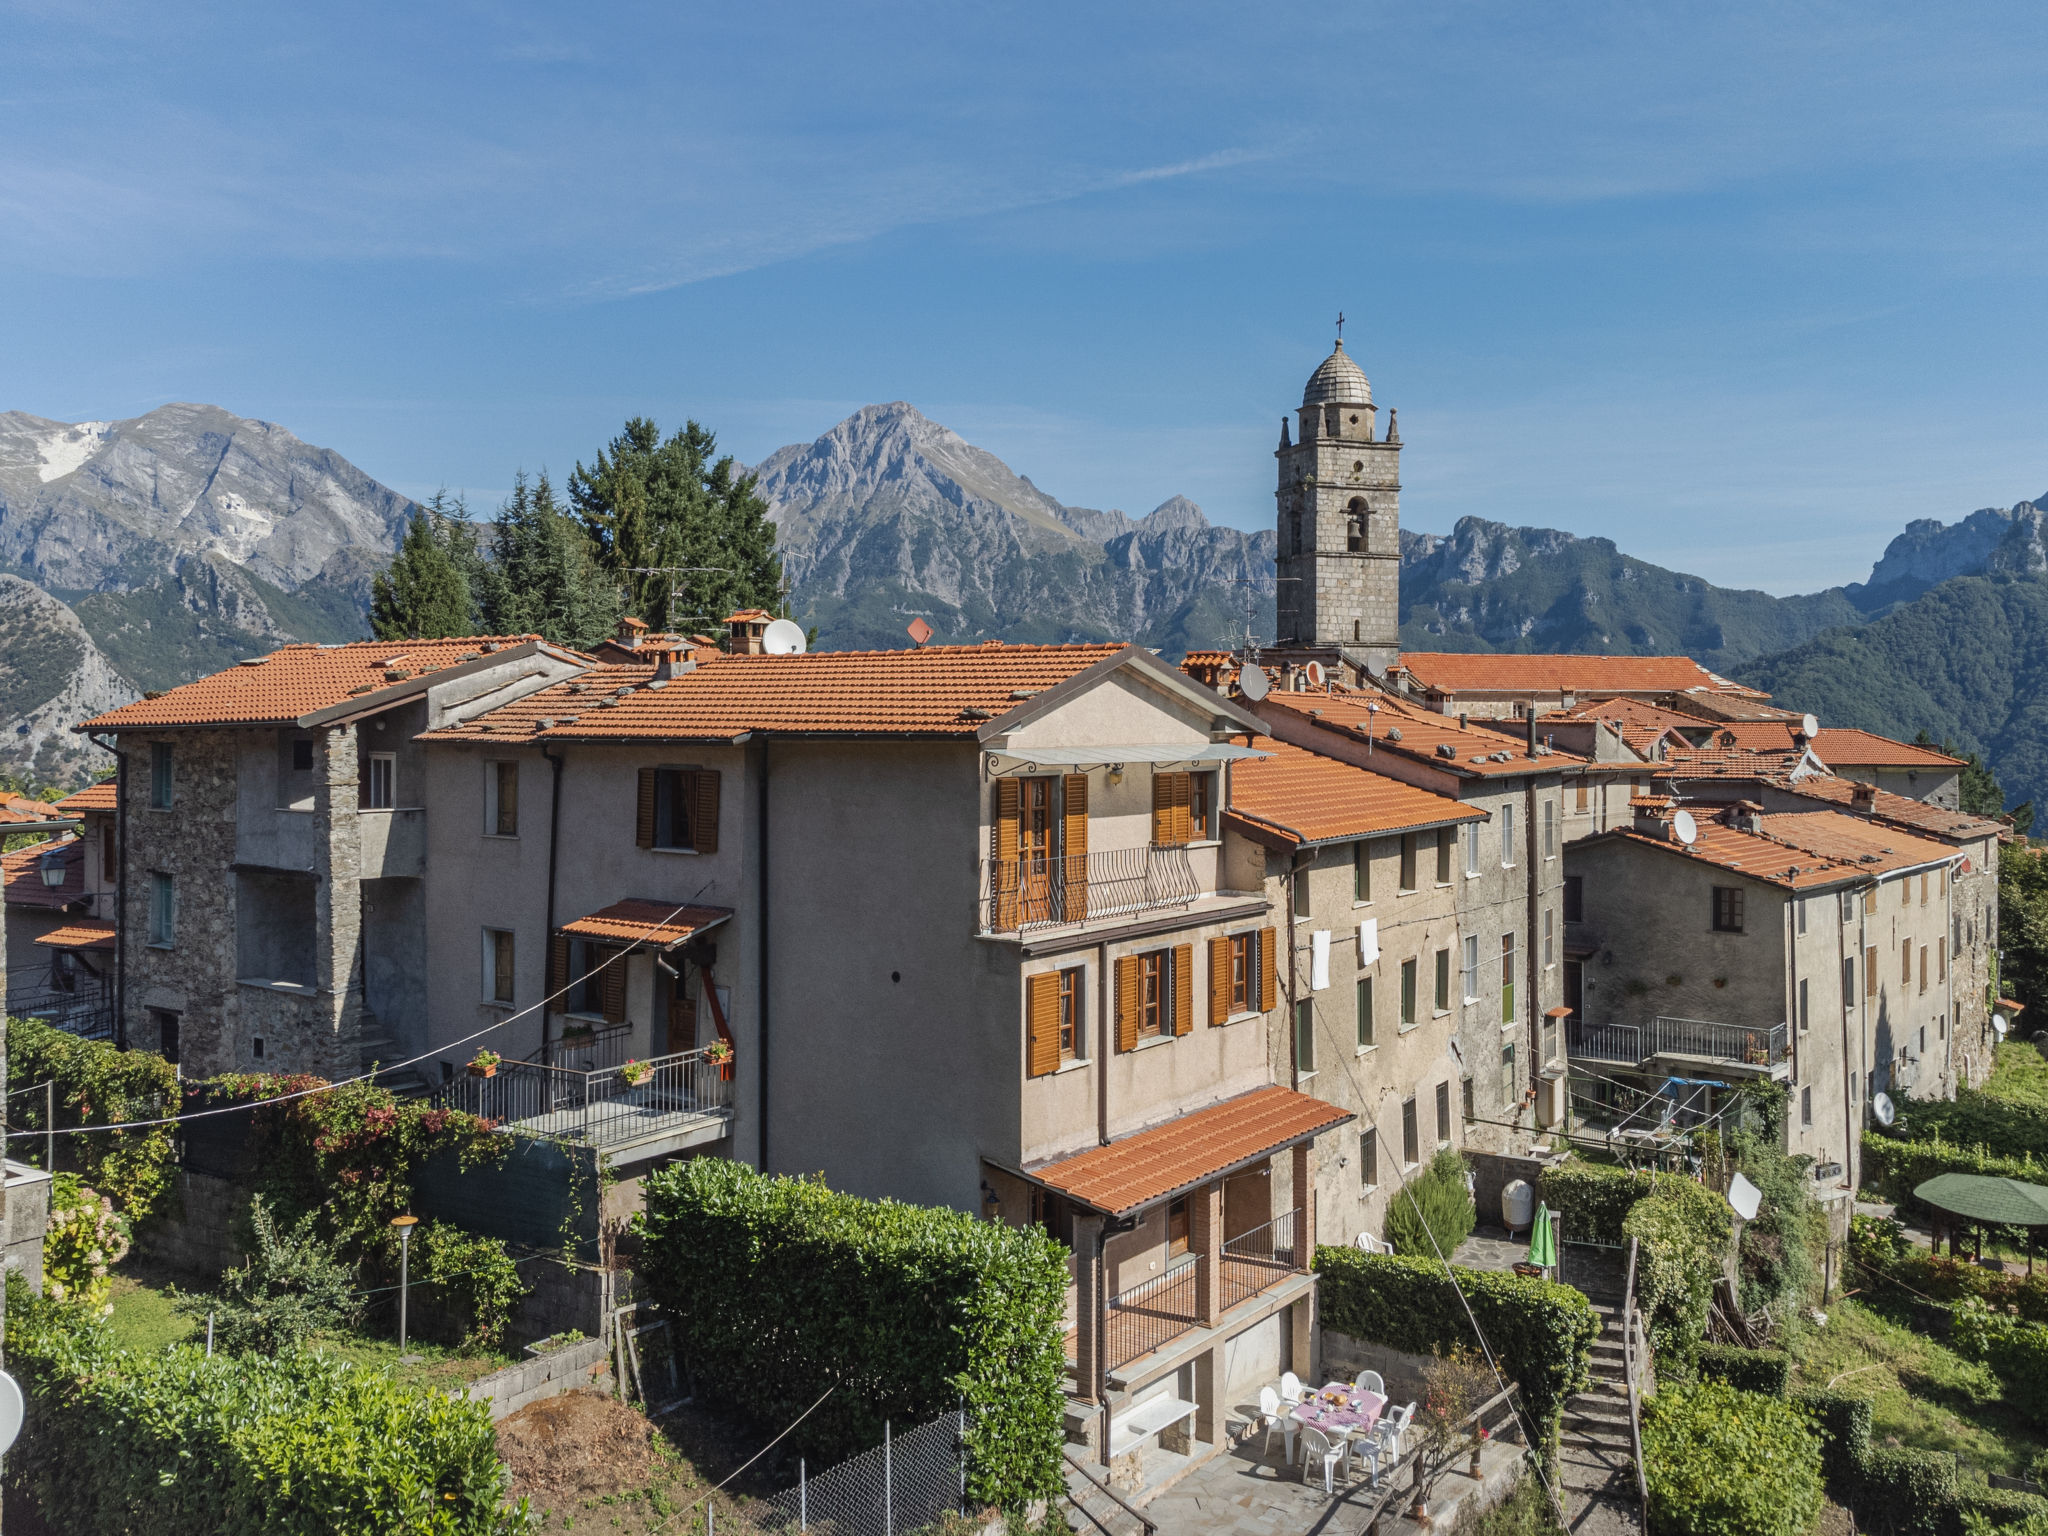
top-left (559, 899), bottom-right (732, 950)
top-left (32, 920), bottom-right (117, 952)
top-left (984, 742), bottom-right (1268, 777)
top-left (1020, 1085), bottom-right (1353, 1218)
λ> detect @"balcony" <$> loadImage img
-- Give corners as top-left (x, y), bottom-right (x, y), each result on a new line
top-left (1069, 1211), bottom-right (1303, 1375)
top-left (1568, 1015), bottom-right (1788, 1077)
top-left (982, 844), bottom-right (1199, 934)
top-left (360, 807), bottom-right (426, 878)
top-left (441, 1044), bottom-right (732, 1160)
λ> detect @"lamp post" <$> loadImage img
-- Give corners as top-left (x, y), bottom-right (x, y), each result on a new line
top-left (391, 1214), bottom-right (420, 1360)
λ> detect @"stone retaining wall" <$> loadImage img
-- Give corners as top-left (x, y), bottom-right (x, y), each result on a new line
top-left (463, 1336), bottom-right (613, 1420)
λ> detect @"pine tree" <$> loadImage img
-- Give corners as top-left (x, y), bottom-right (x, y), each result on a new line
top-left (568, 418), bottom-right (783, 632)
top-left (476, 471), bottom-right (622, 649)
top-left (370, 491), bottom-right (477, 640)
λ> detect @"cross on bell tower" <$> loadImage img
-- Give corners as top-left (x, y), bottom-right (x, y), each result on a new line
top-left (1273, 329), bottom-right (1402, 673)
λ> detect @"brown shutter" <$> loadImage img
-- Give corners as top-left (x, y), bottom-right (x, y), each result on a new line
top-left (1173, 943), bottom-right (1194, 1036)
top-left (1025, 972), bottom-right (1061, 1078)
top-left (1062, 774), bottom-right (1089, 923)
top-left (1258, 926), bottom-right (1278, 1013)
top-left (994, 779), bottom-right (1021, 930)
top-left (636, 767), bottom-right (658, 848)
top-left (547, 932), bottom-right (570, 997)
top-left (1208, 936), bottom-right (1232, 1026)
top-left (601, 948), bottom-right (627, 1023)
top-left (1173, 773), bottom-right (1193, 845)
top-left (1115, 955), bottom-right (1142, 1053)
top-left (694, 769), bottom-right (721, 854)
top-left (1152, 772), bottom-right (1172, 846)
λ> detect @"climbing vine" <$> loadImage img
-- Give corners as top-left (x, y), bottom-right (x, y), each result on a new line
top-left (7, 1016), bottom-right (179, 1218)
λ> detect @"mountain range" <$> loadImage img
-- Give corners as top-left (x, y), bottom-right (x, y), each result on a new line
top-left (3, 395), bottom-right (2046, 808)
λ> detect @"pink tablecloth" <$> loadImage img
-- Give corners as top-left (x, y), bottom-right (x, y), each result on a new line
top-left (1291, 1382), bottom-right (1387, 1438)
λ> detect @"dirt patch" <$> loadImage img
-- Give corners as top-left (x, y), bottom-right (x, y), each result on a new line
top-left (498, 1390), bottom-right (673, 1505)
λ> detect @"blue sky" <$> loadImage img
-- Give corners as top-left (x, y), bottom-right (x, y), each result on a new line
top-left (5, 2), bottom-right (2047, 593)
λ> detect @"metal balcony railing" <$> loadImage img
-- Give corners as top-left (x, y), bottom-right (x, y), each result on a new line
top-left (1567, 1020), bottom-right (1642, 1063)
top-left (982, 844), bottom-right (1199, 933)
top-left (440, 1044), bottom-right (730, 1149)
top-left (7, 982), bottom-right (115, 1043)
top-left (1219, 1209), bottom-right (1298, 1312)
top-left (1566, 1016), bottom-right (1786, 1070)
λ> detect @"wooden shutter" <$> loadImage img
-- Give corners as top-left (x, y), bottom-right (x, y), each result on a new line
top-left (1115, 955), bottom-right (1142, 1052)
top-left (547, 932), bottom-right (570, 998)
top-left (636, 767), bottom-right (658, 848)
top-left (1208, 936), bottom-right (1232, 1026)
top-left (694, 769), bottom-right (721, 854)
top-left (1061, 774), bottom-right (1089, 922)
top-left (1025, 972), bottom-right (1061, 1078)
top-left (1258, 926), bottom-right (1278, 1012)
top-left (601, 948), bottom-right (627, 1023)
top-left (1173, 943), bottom-right (1194, 1036)
top-left (1151, 771), bottom-right (1192, 845)
top-left (994, 779), bottom-right (1021, 930)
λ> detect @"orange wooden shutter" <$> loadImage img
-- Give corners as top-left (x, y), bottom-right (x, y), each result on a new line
top-left (636, 767), bottom-right (658, 848)
top-left (1025, 973), bottom-right (1061, 1077)
top-left (1173, 943), bottom-right (1193, 1036)
top-left (1208, 936), bottom-right (1232, 1026)
top-left (601, 949), bottom-right (627, 1023)
top-left (1258, 926), bottom-right (1278, 1012)
top-left (1115, 955), bottom-right (1142, 1052)
top-left (1173, 773), bottom-right (1192, 844)
top-left (1062, 774), bottom-right (1089, 922)
top-left (1151, 771), bottom-right (1192, 845)
top-left (547, 932), bottom-right (570, 998)
top-left (694, 769), bottom-right (720, 854)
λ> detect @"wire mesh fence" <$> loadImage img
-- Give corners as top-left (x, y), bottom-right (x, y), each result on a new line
top-left (724, 1408), bottom-right (971, 1536)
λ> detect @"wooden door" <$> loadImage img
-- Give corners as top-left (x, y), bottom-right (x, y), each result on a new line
top-left (1018, 777), bottom-right (1054, 924)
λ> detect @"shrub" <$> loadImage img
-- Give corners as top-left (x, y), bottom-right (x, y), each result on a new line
top-left (1896, 1086), bottom-right (2048, 1160)
top-left (1623, 1177), bottom-right (1731, 1359)
top-left (1694, 1344), bottom-right (1791, 1397)
top-left (8, 1014), bottom-right (179, 1218)
top-left (6, 1277), bottom-right (524, 1534)
top-left (43, 1173), bottom-right (130, 1312)
top-left (1727, 1129), bottom-right (1825, 1322)
top-left (413, 1219), bottom-right (528, 1351)
top-left (1951, 1305), bottom-right (2048, 1430)
top-left (1795, 1387), bottom-right (1871, 1493)
top-left (1851, 1216), bottom-right (2048, 1322)
top-left (1386, 1146), bottom-right (1477, 1258)
top-left (636, 1158), bottom-right (1067, 1510)
top-left (1856, 1445), bottom-right (1961, 1536)
top-left (1313, 1246), bottom-right (1599, 1437)
top-left (1536, 1158), bottom-right (1657, 1243)
top-left (1641, 1380), bottom-right (1824, 1536)
top-left (1861, 1131), bottom-right (2048, 1214)
top-left (1960, 1486), bottom-right (2048, 1534)
top-left (173, 1194), bottom-right (359, 1354)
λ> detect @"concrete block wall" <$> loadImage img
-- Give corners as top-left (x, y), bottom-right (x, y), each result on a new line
top-left (463, 1336), bottom-right (614, 1420)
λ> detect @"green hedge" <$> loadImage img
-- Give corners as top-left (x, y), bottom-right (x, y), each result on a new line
top-left (635, 1158), bottom-right (1067, 1510)
top-left (1311, 1246), bottom-right (1598, 1436)
top-left (1695, 1344), bottom-right (1791, 1398)
top-left (8, 1013), bottom-right (180, 1218)
top-left (1791, 1387), bottom-right (2040, 1536)
top-left (1641, 1380), bottom-right (1824, 1536)
top-left (1624, 1177), bottom-right (1732, 1360)
top-left (1536, 1158), bottom-right (1661, 1243)
top-left (1861, 1132), bottom-right (2048, 1211)
top-left (6, 1280), bottom-right (522, 1534)
top-left (1896, 1089), bottom-right (2048, 1161)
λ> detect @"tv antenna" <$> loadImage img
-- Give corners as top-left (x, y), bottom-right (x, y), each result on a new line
top-left (627, 566), bottom-right (733, 630)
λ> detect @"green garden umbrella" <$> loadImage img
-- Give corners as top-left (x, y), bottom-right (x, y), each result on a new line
top-left (1912, 1173), bottom-right (2048, 1228)
top-left (1528, 1202), bottom-right (1557, 1268)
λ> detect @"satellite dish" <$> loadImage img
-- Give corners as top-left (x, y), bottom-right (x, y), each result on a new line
top-left (1305, 660), bottom-right (1326, 688)
top-left (762, 618), bottom-right (807, 656)
top-left (1802, 714), bottom-right (1820, 738)
top-left (0, 1371), bottom-right (20, 1454)
top-left (1872, 1091), bottom-right (1896, 1127)
top-left (1671, 809), bottom-right (1698, 846)
top-left (1239, 664), bottom-right (1270, 702)
top-left (1994, 1019), bottom-right (2009, 1040)
top-left (1727, 1171), bottom-right (1762, 1221)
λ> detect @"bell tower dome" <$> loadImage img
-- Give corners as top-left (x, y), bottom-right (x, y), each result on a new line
top-left (1274, 331), bottom-right (1401, 674)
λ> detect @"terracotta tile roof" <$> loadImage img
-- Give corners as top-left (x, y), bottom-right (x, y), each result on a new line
top-left (420, 664), bottom-right (660, 742)
top-left (558, 899), bottom-right (734, 947)
top-left (1225, 738), bottom-right (1484, 849)
top-left (3, 837), bottom-right (84, 909)
top-left (1754, 810), bottom-right (1957, 873)
top-left (50, 783), bottom-right (115, 813)
top-left (33, 919), bottom-right (116, 950)
top-left (1654, 745), bottom-right (1813, 779)
top-left (1547, 696), bottom-right (1709, 756)
top-left (1393, 652), bottom-right (1764, 698)
top-left (0, 794), bottom-right (69, 826)
top-left (496, 643), bottom-right (1133, 742)
top-left (1260, 690), bottom-right (1585, 778)
top-left (1765, 775), bottom-right (2004, 841)
top-left (79, 636), bottom-right (578, 731)
top-left (1810, 729), bottom-right (1964, 769)
top-left (1024, 1085), bottom-right (1354, 1216)
top-left (1592, 808), bottom-right (1954, 890)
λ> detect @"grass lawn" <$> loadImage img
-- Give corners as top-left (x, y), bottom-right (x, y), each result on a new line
top-left (105, 1269), bottom-right (196, 1354)
top-left (1986, 1041), bottom-right (2048, 1105)
top-left (1792, 1297), bottom-right (2045, 1476)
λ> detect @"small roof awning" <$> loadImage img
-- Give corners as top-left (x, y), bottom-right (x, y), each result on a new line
top-left (985, 742), bottom-right (1269, 776)
top-left (34, 920), bottom-right (116, 952)
top-left (1018, 1085), bottom-right (1353, 1218)
top-left (558, 900), bottom-right (732, 949)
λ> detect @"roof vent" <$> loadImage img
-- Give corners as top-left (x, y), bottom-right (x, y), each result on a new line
top-left (961, 706), bottom-right (994, 721)
top-left (1435, 741), bottom-right (1455, 758)
top-left (537, 717), bottom-right (555, 730)
top-left (236, 657), bottom-right (266, 667)
top-left (1385, 727), bottom-right (1402, 743)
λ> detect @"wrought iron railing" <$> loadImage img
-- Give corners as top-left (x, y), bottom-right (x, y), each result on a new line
top-left (1103, 1262), bottom-right (1198, 1372)
top-left (546, 1021), bottom-right (635, 1071)
top-left (441, 1045), bottom-right (729, 1146)
top-left (982, 843), bottom-right (1199, 933)
top-left (6, 983), bottom-right (115, 1042)
top-left (1567, 1017), bottom-right (1786, 1069)
top-left (1220, 1210), bottom-right (1298, 1312)
top-left (1567, 1020), bottom-right (1641, 1063)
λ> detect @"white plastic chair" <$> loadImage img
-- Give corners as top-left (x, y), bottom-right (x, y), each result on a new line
top-left (1256, 1386), bottom-right (1297, 1463)
top-left (1368, 1420), bottom-right (1401, 1478)
top-left (1349, 1427), bottom-right (1387, 1486)
top-left (1354, 1231), bottom-right (1391, 1254)
top-left (1377, 1401), bottom-right (1416, 1456)
top-left (1354, 1370), bottom-right (1385, 1397)
top-left (1279, 1371), bottom-right (1304, 1405)
top-left (1300, 1424), bottom-right (1349, 1493)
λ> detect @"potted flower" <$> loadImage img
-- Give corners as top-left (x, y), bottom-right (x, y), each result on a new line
top-left (468, 1049), bottom-right (502, 1079)
top-left (621, 1058), bottom-right (653, 1087)
top-left (704, 1038), bottom-right (734, 1081)
top-left (560, 1021), bottom-right (595, 1043)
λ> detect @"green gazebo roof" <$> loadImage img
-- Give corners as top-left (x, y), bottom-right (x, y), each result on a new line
top-left (1913, 1173), bottom-right (2048, 1227)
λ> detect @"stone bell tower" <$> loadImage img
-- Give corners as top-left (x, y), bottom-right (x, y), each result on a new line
top-left (1274, 331), bottom-right (1401, 676)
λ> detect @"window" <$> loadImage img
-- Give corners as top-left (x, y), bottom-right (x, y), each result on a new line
top-left (1226, 932), bottom-right (1252, 1015)
top-left (1152, 771), bottom-right (1196, 844)
top-left (1918, 1025), bottom-right (1926, 1057)
top-left (1851, 1072), bottom-right (1860, 1104)
top-left (1902, 878), bottom-right (1910, 909)
top-left (1919, 946), bottom-right (1929, 994)
top-left (1139, 950), bottom-right (1168, 1038)
top-left (1501, 1042), bottom-right (1516, 1101)
top-left (1797, 897), bottom-right (1807, 936)
top-left (1463, 1077), bottom-right (1476, 1122)
top-left (1360, 1128), bottom-right (1379, 1189)
top-left (1058, 967), bottom-right (1083, 1060)
top-left (1841, 890), bottom-right (1856, 923)
top-left (150, 743), bottom-right (173, 808)
top-left (1799, 978), bottom-right (1810, 1031)
top-left (1543, 909), bottom-right (1555, 967)
top-left (1575, 778), bottom-right (1589, 812)
top-left (1402, 1096), bottom-right (1419, 1166)
top-left (1436, 1081), bottom-right (1451, 1145)
top-left (1434, 829), bottom-right (1452, 884)
top-left (1168, 1196), bottom-right (1189, 1257)
top-left (1295, 998), bottom-right (1315, 1074)
top-left (148, 871), bottom-right (175, 946)
top-left (1801, 1086), bottom-right (1813, 1128)
top-left (1842, 955), bottom-right (1855, 1008)
top-left (1711, 886), bottom-right (1745, 933)
top-left (149, 1008), bottom-right (180, 1065)
top-left (1563, 876), bottom-right (1584, 924)
top-left (1500, 933), bottom-right (1517, 1023)
top-left (1399, 834), bottom-right (1418, 892)
top-left (1434, 948), bottom-right (1451, 1013)
top-left (1920, 871), bottom-right (1929, 906)
top-left (1902, 938), bottom-right (1912, 985)
top-left (1863, 886), bottom-right (1876, 917)
top-left (252, 1035), bottom-right (265, 1061)
top-left (365, 752), bottom-right (396, 810)
top-left (1401, 958), bottom-right (1418, 1026)
top-left (1191, 773), bottom-right (1215, 841)
top-left (1466, 821), bottom-right (1481, 877)
top-left (1354, 840), bottom-right (1371, 902)
top-left (292, 738), bottom-right (314, 772)
top-left (1938, 939), bottom-right (1947, 982)
top-left (1865, 947), bottom-right (1878, 998)
top-left (486, 761), bottom-right (519, 836)
top-left (655, 767), bottom-right (705, 850)
top-left (1293, 865), bottom-right (1312, 921)
top-left (1463, 935), bottom-right (1480, 1003)
top-left (484, 929), bottom-right (515, 1004)
top-left (1357, 976), bottom-right (1374, 1049)
top-left (1501, 802), bottom-right (1516, 867)
top-left (1544, 801), bottom-right (1556, 859)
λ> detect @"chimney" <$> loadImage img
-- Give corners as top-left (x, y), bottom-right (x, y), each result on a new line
top-left (726, 610), bottom-right (769, 655)
top-left (1631, 795), bottom-right (1677, 839)
top-left (654, 644), bottom-right (695, 681)
top-left (1724, 799), bottom-right (1765, 835)
top-left (1851, 780), bottom-right (1877, 816)
top-left (1526, 710), bottom-right (1538, 759)
top-left (616, 614), bottom-right (649, 648)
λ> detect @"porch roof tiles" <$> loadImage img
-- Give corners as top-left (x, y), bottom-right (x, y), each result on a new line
top-left (1225, 738), bottom-right (1484, 849)
top-left (1025, 1085), bottom-right (1353, 1217)
top-left (50, 783), bottom-right (115, 813)
top-left (2, 837), bottom-right (83, 910)
top-left (557, 899), bottom-right (733, 948)
top-left (34, 919), bottom-right (116, 950)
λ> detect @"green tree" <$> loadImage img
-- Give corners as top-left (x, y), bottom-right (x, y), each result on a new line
top-left (1915, 730), bottom-right (2011, 820)
top-left (370, 491), bottom-right (478, 639)
top-left (2001, 841), bottom-right (2048, 1016)
top-left (474, 471), bottom-right (622, 649)
top-left (568, 418), bottom-right (782, 631)
top-left (175, 1194), bottom-right (359, 1354)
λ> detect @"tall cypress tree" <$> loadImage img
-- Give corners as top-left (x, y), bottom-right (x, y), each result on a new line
top-left (475, 471), bottom-right (623, 649)
top-left (568, 418), bottom-right (783, 631)
top-left (369, 492), bottom-right (476, 640)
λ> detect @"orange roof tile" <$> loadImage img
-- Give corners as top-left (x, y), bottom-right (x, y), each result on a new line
top-left (420, 664), bottom-right (660, 742)
top-left (1226, 738), bottom-right (1484, 849)
top-left (1260, 690), bottom-right (1585, 778)
top-left (1754, 810), bottom-right (1956, 873)
top-left (50, 782), bottom-right (115, 813)
top-left (1547, 696), bottom-right (1710, 755)
top-left (1025, 1086), bottom-right (1354, 1215)
top-left (1655, 745), bottom-right (1812, 779)
top-left (1394, 652), bottom-right (1763, 698)
top-left (3, 836), bottom-right (84, 910)
top-left (1765, 775), bottom-right (2003, 841)
top-left (1589, 808), bottom-right (1953, 890)
top-left (0, 794), bottom-right (68, 826)
top-left (1810, 729), bottom-right (1964, 769)
top-left (33, 919), bottom-right (116, 950)
top-left (558, 899), bottom-right (734, 947)
top-left (79, 636), bottom-right (579, 731)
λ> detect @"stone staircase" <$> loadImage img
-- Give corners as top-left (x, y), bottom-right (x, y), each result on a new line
top-left (359, 1027), bottom-right (432, 1099)
top-left (1556, 1302), bottom-right (1644, 1536)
